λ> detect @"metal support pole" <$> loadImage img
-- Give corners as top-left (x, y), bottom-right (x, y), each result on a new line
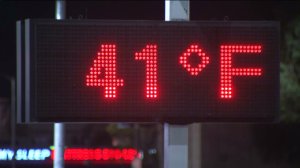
top-left (188, 123), bottom-right (202, 168)
top-left (165, 0), bottom-right (189, 21)
top-left (164, 123), bottom-right (188, 168)
top-left (164, 1), bottom-right (190, 168)
top-left (55, 0), bottom-right (66, 20)
top-left (54, 1), bottom-right (66, 168)
top-left (54, 123), bottom-right (64, 168)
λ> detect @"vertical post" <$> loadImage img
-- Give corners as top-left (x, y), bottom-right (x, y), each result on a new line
top-left (164, 123), bottom-right (188, 168)
top-left (54, 123), bottom-right (64, 168)
top-left (164, 1), bottom-right (190, 168)
top-left (188, 123), bottom-right (202, 168)
top-left (165, 0), bottom-right (189, 21)
top-left (55, 0), bottom-right (66, 20)
top-left (54, 1), bottom-right (66, 168)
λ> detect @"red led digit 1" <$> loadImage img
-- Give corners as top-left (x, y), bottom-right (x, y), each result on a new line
top-left (135, 44), bottom-right (158, 98)
top-left (179, 44), bottom-right (210, 75)
top-left (86, 44), bottom-right (124, 98)
top-left (220, 45), bottom-right (263, 99)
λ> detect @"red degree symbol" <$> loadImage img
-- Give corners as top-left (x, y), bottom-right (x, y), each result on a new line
top-left (179, 44), bottom-right (210, 76)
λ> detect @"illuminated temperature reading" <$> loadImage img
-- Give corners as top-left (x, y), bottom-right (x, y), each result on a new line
top-left (179, 44), bottom-right (210, 76)
top-left (86, 43), bottom-right (263, 99)
top-left (135, 44), bottom-right (158, 98)
top-left (86, 44), bottom-right (124, 98)
top-left (220, 45), bottom-right (263, 99)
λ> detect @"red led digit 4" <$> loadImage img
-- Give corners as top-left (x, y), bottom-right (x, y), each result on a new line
top-left (86, 44), bottom-right (124, 98)
top-left (135, 44), bottom-right (158, 98)
top-left (220, 45), bottom-right (263, 99)
top-left (179, 44), bottom-right (210, 76)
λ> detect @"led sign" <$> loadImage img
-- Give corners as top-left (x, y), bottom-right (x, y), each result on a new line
top-left (52, 148), bottom-right (139, 161)
top-left (0, 148), bottom-right (50, 161)
top-left (17, 19), bottom-right (279, 123)
top-left (0, 147), bottom-right (139, 165)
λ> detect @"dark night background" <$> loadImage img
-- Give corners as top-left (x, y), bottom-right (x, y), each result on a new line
top-left (1, 1), bottom-right (300, 168)
top-left (1, 1), bottom-right (300, 81)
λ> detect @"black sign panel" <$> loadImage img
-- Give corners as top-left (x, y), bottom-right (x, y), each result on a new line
top-left (17, 19), bottom-right (279, 123)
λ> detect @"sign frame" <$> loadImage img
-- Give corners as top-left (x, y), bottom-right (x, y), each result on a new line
top-left (16, 19), bottom-right (280, 123)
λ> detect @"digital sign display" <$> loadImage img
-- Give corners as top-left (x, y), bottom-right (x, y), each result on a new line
top-left (0, 147), bottom-right (139, 165)
top-left (17, 19), bottom-right (279, 123)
